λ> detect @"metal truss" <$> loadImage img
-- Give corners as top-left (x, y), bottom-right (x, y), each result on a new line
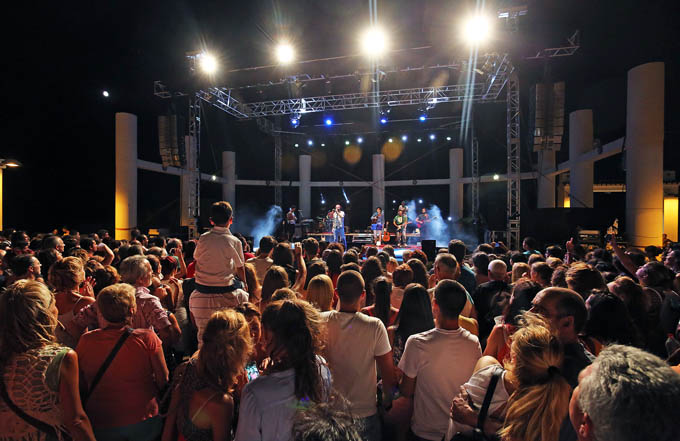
top-left (273, 116), bottom-right (282, 208)
top-left (506, 73), bottom-right (521, 250)
top-left (471, 137), bottom-right (480, 222)
top-left (527, 30), bottom-right (580, 59)
top-left (186, 94), bottom-right (201, 238)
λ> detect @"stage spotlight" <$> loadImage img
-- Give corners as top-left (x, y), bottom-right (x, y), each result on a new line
top-left (417, 138), bottom-right (422, 143)
top-left (211, 175), bottom-right (217, 181)
top-left (493, 174), bottom-right (500, 180)
top-left (392, 200), bottom-right (397, 204)
top-left (321, 143), bottom-right (326, 147)
top-left (388, 138), bottom-right (393, 143)
top-left (345, 140), bottom-right (350, 146)
top-left (447, 216), bottom-right (452, 221)
top-left (324, 117), bottom-right (333, 126)
top-left (380, 116), bottom-right (388, 124)
top-left (198, 53), bottom-right (218, 74)
top-left (401, 135), bottom-right (408, 142)
top-left (418, 199), bottom-right (423, 204)
top-left (307, 140), bottom-right (314, 146)
top-left (290, 113), bottom-right (301, 128)
top-left (446, 136), bottom-right (452, 141)
top-left (357, 137), bottom-right (363, 144)
top-left (429, 134), bottom-right (436, 140)
top-left (463, 15), bottom-right (492, 45)
top-left (321, 199), bottom-right (326, 205)
top-left (294, 143), bottom-right (299, 148)
top-left (361, 26), bottom-right (388, 57)
top-left (102, 90), bottom-right (110, 97)
top-left (275, 43), bottom-right (295, 64)
top-left (419, 114), bottom-right (427, 122)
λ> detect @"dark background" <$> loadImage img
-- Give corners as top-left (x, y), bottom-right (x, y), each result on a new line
top-left (2, 0), bottom-right (678, 238)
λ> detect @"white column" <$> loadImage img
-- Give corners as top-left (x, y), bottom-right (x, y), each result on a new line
top-left (537, 150), bottom-right (556, 208)
top-left (115, 113), bottom-right (137, 240)
top-left (568, 110), bottom-right (594, 208)
top-left (449, 148), bottom-right (464, 220)
top-left (372, 154), bottom-right (385, 211)
top-left (222, 151), bottom-right (236, 208)
top-left (299, 155), bottom-right (311, 219)
top-left (626, 62), bottom-right (664, 246)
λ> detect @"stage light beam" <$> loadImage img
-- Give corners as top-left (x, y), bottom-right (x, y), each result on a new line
top-left (307, 140), bottom-right (314, 146)
top-left (463, 15), bottom-right (492, 45)
top-left (401, 135), bottom-right (408, 142)
top-left (357, 137), bottom-right (363, 144)
top-left (198, 53), bottom-right (218, 74)
top-left (493, 174), bottom-right (500, 180)
top-left (361, 27), bottom-right (388, 57)
top-left (275, 43), bottom-right (295, 64)
top-left (102, 90), bottom-right (109, 97)
top-left (345, 140), bottom-right (350, 146)
top-left (324, 118), bottom-right (333, 126)
top-left (429, 134), bottom-right (436, 140)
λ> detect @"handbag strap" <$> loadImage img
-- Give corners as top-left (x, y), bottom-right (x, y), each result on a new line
top-left (476, 366), bottom-right (503, 430)
top-left (0, 374), bottom-right (59, 438)
top-left (82, 327), bottom-right (133, 405)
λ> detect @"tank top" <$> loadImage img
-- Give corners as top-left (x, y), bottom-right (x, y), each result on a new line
top-left (0, 344), bottom-right (69, 441)
top-left (178, 359), bottom-right (229, 441)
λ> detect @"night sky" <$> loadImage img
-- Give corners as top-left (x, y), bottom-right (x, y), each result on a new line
top-left (2, 0), bottom-right (678, 236)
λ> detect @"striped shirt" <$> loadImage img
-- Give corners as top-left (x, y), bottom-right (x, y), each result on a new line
top-left (189, 289), bottom-right (249, 348)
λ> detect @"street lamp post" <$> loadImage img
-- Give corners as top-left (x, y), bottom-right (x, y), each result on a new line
top-left (0, 159), bottom-right (22, 231)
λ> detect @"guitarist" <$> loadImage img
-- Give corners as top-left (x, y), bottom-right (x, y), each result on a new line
top-left (393, 208), bottom-right (409, 247)
top-left (416, 207), bottom-right (431, 240)
top-left (370, 207), bottom-right (385, 244)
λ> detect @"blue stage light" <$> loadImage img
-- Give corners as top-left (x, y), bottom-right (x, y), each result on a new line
top-left (419, 114), bottom-right (427, 122)
top-left (325, 118), bottom-right (333, 126)
top-left (380, 116), bottom-right (388, 124)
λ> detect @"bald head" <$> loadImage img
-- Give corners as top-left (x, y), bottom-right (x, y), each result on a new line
top-left (434, 253), bottom-right (458, 280)
top-left (488, 259), bottom-right (507, 281)
top-left (531, 287), bottom-right (587, 342)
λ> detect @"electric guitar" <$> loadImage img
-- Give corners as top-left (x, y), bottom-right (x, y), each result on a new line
top-left (416, 216), bottom-right (438, 229)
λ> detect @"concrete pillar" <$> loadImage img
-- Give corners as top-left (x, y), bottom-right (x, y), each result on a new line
top-left (222, 151), bottom-right (236, 209)
top-left (449, 148), bottom-right (464, 220)
top-left (299, 155), bottom-right (311, 219)
top-left (372, 154), bottom-right (385, 211)
top-left (115, 113), bottom-right (137, 240)
top-left (568, 110), bottom-right (594, 208)
top-left (556, 173), bottom-right (567, 208)
top-left (537, 150), bottom-right (556, 208)
top-left (626, 62), bottom-right (664, 246)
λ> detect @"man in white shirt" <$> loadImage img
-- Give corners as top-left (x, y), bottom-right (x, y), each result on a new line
top-left (246, 235), bottom-right (276, 283)
top-left (399, 279), bottom-right (482, 441)
top-left (321, 270), bottom-right (395, 441)
top-left (330, 204), bottom-right (346, 249)
top-left (190, 201), bottom-right (249, 347)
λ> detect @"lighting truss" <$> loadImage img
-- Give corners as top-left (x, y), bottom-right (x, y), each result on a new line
top-left (526, 30), bottom-right (580, 59)
top-left (506, 72), bottom-right (521, 250)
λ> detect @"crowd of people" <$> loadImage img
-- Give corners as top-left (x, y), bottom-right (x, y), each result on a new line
top-left (1, 200), bottom-right (679, 441)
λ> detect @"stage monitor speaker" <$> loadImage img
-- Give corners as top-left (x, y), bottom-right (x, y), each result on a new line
top-left (421, 240), bottom-right (437, 262)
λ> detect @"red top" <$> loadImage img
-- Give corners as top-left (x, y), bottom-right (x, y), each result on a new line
top-left (186, 260), bottom-right (196, 278)
top-left (244, 252), bottom-right (255, 260)
top-left (360, 305), bottom-right (399, 327)
top-left (75, 327), bottom-right (162, 428)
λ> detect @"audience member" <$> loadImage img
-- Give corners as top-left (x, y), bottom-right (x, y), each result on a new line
top-left (361, 276), bottom-right (399, 327)
top-left (306, 274), bottom-right (334, 312)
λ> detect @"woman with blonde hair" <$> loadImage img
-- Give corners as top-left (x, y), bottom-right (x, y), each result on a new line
top-left (0, 280), bottom-right (96, 441)
top-left (243, 262), bottom-right (262, 305)
top-left (49, 256), bottom-right (95, 328)
top-left (260, 265), bottom-right (289, 311)
top-left (306, 274), bottom-right (334, 312)
top-left (450, 313), bottom-right (571, 441)
top-left (163, 309), bottom-right (253, 441)
top-left (511, 262), bottom-right (531, 283)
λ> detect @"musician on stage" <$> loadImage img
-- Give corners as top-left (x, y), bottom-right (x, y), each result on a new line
top-left (416, 207), bottom-right (430, 240)
top-left (284, 205), bottom-right (297, 241)
top-left (393, 208), bottom-right (408, 247)
top-left (398, 200), bottom-right (409, 215)
top-left (329, 204), bottom-right (346, 248)
top-left (370, 207), bottom-right (384, 244)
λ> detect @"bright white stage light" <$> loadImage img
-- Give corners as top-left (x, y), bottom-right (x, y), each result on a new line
top-left (199, 53), bottom-right (218, 74)
top-left (417, 138), bottom-right (422, 143)
top-left (401, 135), bottom-right (408, 141)
top-left (294, 143), bottom-right (299, 148)
top-left (392, 200), bottom-right (397, 204)
top-left (357, 137), bottom-right (363, 144)
top-left (361, 27), bottom-right (388, 57)
top-left (418, 199), bottom-right (423, 204)
top-left (211, 175), bottom-right (217, 181)
top-left (307, 140), bottom-right (314, 146)
top-left (463, 15), bottom-right (491, 45)
top-left (447, 216), bottom-right (452, 221)
top-left (276, 43), bottom-right (295, 64)
top-left (321, 143), bottom-right (326, 147)
top-left (446, 136), bottom-right (452, 141)
top-left (345, 140), bottom-right (350, 145)
top-left (493, 174), bottom-right (500, 180)
top-left (429, 134), bottom-right (436, 140)
top-left (388, 138), bottom-right (393, 143)
top-left (102, 90), bottom-right (110, 97)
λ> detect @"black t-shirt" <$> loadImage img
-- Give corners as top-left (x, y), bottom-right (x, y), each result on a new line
top-left (472, 280), bottom-right (512, 342)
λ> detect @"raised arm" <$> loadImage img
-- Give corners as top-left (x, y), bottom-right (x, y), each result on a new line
top-left (59, 350), bottom-right (96, 441)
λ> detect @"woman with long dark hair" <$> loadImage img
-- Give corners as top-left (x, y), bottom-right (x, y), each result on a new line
top-left (360, 256), bottom-right (385, 307)
top-left (361, 277), bottom-right (399, 327)
top-left (234, 299), bottom-right (332, 441)
top-left (388, 283), bottom-right (434, 366)
top-left (406, 259), bottom-right (429, 289)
